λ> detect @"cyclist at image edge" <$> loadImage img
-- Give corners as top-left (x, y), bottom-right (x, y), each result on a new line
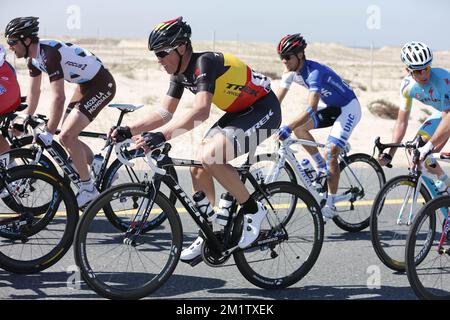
top-left (0, 43), bottom-right (21, 156)
top-left (111, 17), bottom-right (281, 263)
top-left (4, 16), bottom-right (116, 207)
top-left (378, 41), bottom-right (450, 185)
top-left (275, 33), bottom-right (362, 219)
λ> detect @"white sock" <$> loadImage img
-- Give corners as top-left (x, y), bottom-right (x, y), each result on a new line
top-left (80, 179), bottom-right (95, 192)
top-left (326, 194), bottom-right (336, 207)
top-left (438, 173), bottom-right (450, 187)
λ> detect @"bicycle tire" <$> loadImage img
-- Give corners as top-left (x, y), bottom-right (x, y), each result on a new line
top-left (0, 165), bottom-right (78, 273)
top-left (101, 150), bottom-right (179, 232)
top-left (370, 174), bottom-right (432, 272)
top-left (0, 148), bottom-right (60, 237)
top-left (332, 153), bottom-right (386, 232)
top-left (405, 195), bottom-right (449, 299)
top-left (234, 181), bottom-right (324, 289)
top-left (74, 182), bottom-right (182, 300)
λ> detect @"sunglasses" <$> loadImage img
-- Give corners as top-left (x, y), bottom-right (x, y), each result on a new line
top-left (6, 38), bottom-right (19, 46)
top-left (280, 54), bottom-right (293, 61)
top-left (409, 65), bottom-right (431, 76)
top-left (155, 45), bottom-right (180, 58)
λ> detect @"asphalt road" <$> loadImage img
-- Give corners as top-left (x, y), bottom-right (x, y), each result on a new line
top-left (0, 166), bottom-right (420, 300)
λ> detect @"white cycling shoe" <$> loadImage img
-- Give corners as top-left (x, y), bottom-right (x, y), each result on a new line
top-left (180, 236), bottom-right (204, 262)
top-left (77, 187), bottom-right (100, 208)
top-left (238, 202), bottom-right (267, 249)
top-left (322, 205), bottom-right (338, 220)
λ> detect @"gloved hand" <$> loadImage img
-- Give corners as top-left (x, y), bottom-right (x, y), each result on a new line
top-left (36, 130), bottom-right (53, 147)
top-left (277, 125), bottom-right (292, 141)
top-left (418, 141), bottom-right (434, 161)
top-left (141, 131), bottom-right (166, 150)
top-left (111, 126), bottom-right (132, 142)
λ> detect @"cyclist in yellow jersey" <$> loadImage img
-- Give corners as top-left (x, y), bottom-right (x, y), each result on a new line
top-left (111, 17), bottom-right (281, 263)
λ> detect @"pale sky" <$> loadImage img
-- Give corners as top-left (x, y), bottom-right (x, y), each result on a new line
top-left (2, 0), bottom-right (449, 50)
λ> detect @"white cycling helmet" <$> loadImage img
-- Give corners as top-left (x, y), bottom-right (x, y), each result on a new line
top-left (400, 41), bottom-right (433, 70)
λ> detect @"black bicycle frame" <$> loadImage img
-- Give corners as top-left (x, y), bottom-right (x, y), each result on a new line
top-left (137, 146), bottom-right (271, 255)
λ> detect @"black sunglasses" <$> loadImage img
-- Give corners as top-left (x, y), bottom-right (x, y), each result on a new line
top-left (7, 38), bottom-right (19, 46)
top-left (155, 45), bottom-right (179, 58)
top-left (280, 54), bottom-right (293, 61)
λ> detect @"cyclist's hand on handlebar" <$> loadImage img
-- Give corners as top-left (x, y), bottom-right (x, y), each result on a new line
top-left (134, 132), bottom-right (166, 153)
top-left (418, 141), bottom-right (434, 161)
top-left (110, 126), bottom-right (132, 143)
top-left (378, 153), bottom-right (392, 166)
top-left (277, 125), bottom-right (292, 141)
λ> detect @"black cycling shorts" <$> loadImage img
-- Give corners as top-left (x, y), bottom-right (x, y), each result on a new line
top-left (204, 90), bottom-right (281, 158)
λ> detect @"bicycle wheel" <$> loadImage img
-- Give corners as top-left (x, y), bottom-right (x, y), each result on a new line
top-left (101, 149), bottom-right (178, 232)
top-left (332, 153), bottom-right (386, 232)
top-left (370, 175), bottom-right (432, 272)
top-left (0, 165), bottom-right (78, 273)
top-left (0, 148), bottom-right (59, 215)
top-left (74, 183), bottom-right (182, 300)
top-left (405, 195), bottom-right (449, 299)
top-left (234, 181), bottom-right (324, 289)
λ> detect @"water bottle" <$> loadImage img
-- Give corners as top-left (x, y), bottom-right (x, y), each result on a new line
top-left (216, 192), bottom-right (234, 227)
top-left (300, 159), bottom-right (315, 188)
top-left (193, 191), bottom-right (216, 223)
top-left (91, 154), bottom-right (104, 178)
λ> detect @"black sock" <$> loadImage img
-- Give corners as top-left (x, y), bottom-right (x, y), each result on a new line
top-left (241, 197), bottom-right (258, 214)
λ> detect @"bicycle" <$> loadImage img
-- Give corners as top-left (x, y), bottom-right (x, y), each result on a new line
top-left (405, 193), bottom-right (450, 299)
top-left (0, 152), bottom-right (78, 274)
top-left (3, 104), bottom-right (178, 230)
top-left (370, 136), bottom-right (447, 272)
top-left (73, 142), bottom-right (324, 300)
top-left (250, 136), bottom-right (385, 232)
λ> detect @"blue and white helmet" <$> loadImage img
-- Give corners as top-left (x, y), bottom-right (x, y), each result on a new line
top-left (400, 41), bottom-right (433, 70)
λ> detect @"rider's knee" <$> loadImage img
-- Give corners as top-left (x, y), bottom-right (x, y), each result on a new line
top-left (59, 130), bottom-right (77, 147)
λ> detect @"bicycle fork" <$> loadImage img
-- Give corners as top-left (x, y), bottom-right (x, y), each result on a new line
top-left (123, 183), bottom-right (157, 246)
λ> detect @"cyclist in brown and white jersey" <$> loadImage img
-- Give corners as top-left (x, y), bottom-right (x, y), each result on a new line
top-left (111, 17), bottom-right (281, 263)
top-left (5, 16), bottom-right (116, 207)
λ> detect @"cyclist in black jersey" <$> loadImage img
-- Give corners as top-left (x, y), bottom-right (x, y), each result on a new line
top-left (5, 17), bottom-right (116, 207)
top-left (111, 17), bottom-right (281, 263)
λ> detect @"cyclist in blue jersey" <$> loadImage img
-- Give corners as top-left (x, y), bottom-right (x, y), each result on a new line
top-left (275, 34), bottom-right (362, 219)
top-left (378, 41), bottom-right (450, 188)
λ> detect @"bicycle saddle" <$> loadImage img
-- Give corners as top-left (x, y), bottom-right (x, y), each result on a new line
top-left (108, 104), bottom-right (144, 112)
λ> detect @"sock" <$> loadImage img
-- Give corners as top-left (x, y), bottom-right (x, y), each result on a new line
top-left (326, 194), bottom-right (336, 207)
top-left (80, 179), bottom-right (95, 191)
top-left (438, 173), bottom-right (450, 187)
top-left (241, 197), bottom-right (258, 214)
top-left (312, 152), bottom-right (326, 168)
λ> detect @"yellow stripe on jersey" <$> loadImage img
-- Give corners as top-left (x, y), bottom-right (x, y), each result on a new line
top-left (212, 54), bottom-right (249, 111)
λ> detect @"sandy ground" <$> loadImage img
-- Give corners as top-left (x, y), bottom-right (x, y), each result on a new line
top-left (5, 38), bottom-right (450, 168)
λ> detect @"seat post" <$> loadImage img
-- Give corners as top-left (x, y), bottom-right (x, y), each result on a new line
top-left (115, 110), bottom-right (128, 127)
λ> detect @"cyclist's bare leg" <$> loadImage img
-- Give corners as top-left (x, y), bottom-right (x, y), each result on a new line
top-left (190, 162), bottom-right (216, 206)
top-left (293, 118), bottom-right (319, 155)
top-left (59, 109), bottom-right (92, 181)
top-left (198, 133), bottom-right (250, 204)
top-left (326, 143), bottom-right (341, 195)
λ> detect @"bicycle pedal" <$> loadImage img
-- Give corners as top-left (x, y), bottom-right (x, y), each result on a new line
top-left (181, 255), bottom-right (203, 267)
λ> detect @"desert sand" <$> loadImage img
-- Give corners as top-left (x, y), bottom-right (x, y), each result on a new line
top-left (5, 37), bottom-right (450, 168)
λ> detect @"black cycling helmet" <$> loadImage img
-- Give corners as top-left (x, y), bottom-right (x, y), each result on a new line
top-left (277, 33), bottom-right (307, 56)
top-left (148, 16), bottom-right (191, 51)
top-left (5, 16), bottom-right (39, 40)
